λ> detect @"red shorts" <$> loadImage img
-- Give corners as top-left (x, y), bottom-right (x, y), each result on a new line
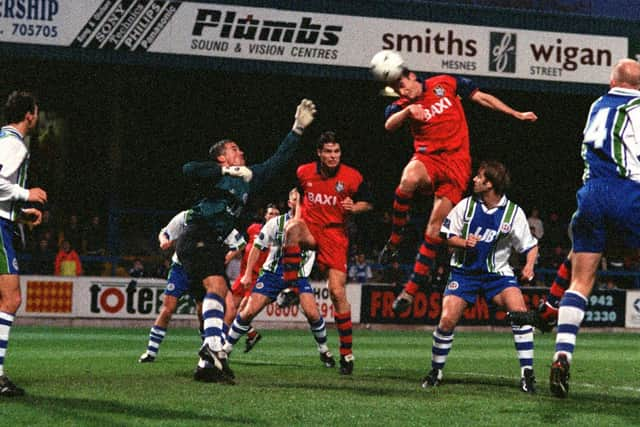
top-left (307, 222), bottom-right (348, 273)
top-left (412, 151), bottom-right (471, 205)
top-left (231, 271), bottom-right (256, 298)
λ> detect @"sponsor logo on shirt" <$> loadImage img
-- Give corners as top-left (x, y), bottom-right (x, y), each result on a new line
top-left (307, 192), bottom-right (337, 206)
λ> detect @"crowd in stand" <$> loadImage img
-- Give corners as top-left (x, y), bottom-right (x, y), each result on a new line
top-left (16, 206), bottom-right (640, 289)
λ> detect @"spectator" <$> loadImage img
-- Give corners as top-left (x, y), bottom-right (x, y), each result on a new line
top-left (129, 258), bottom-right (147, 278)
top-left (154, 257), bottom-right (171, 279)
top-left (54, 240), bottom-right (83, 276)
top-left (30, 238), bottom-right (55, 275)
top-left (527, 207), bottom-right (544, 241)
top-left (544, 211), bottom-right (569, 251)
top-left (30, 209), bottom-right (56, 252)
top-left (348, 253), bottom-right (373, 284)
top-left (83, 214), bottom-right (106, 256)
top-left (59, 213), bottom-right (83, 252)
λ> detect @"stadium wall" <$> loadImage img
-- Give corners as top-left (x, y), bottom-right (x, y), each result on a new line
top-left (15, 276), bottom-right (640, 329)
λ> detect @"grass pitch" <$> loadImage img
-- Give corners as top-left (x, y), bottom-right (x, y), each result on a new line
top-left (2, 326), bottom-right (639, 426)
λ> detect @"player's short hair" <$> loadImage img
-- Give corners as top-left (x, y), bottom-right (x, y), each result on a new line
top-left (4, 91), bottom-right (37, 124)
top-left (317, 131), bottom-right (339, 150)
top-left (478, 160), bottom-right (511, 196)
top-left (209, 139), bottom-right (234, 161)
top-left (265, 203), bottom-right (279, 211)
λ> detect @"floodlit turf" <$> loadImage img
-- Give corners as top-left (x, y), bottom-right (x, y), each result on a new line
top-left (2, 326), bottom-right (639, 426)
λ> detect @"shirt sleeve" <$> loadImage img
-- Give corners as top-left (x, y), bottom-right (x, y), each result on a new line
top-left (162, 211), bottom-right (188, 241)
top-left (0, 139), bottom-right (29, 202)
top-left (440, 198), bottom-right (467, 239)
top-left (511, 206), bottom-right (538, 253)
top-left (455, 76), bottom-right (479, 99)
top-left (253, 217), bottom-right (277, 250)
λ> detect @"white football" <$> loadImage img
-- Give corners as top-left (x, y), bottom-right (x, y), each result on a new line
top-left (370, 50), bottom-right (405, 83)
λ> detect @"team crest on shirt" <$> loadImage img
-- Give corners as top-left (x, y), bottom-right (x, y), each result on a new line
top-left (167, 283), bottom-right (175, 292)
top-left (433, 85), bottom-right (445, 97)
top-left (447, 281), bottom-right (459, 290)
top-left (500, 223), bottom-right (511, 233)
top-left (255, 281), bottom-right (264, 289)
top-left (335, 181), bottom-right (344, 193)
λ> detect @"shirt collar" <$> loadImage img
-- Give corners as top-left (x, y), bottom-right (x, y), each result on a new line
top-left (609, 87), bottom-right (640, 97)
top-left (1, 125), bottom-right (24, 140)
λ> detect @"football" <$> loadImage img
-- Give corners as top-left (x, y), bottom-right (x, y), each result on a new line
top-left (370, 50), bottom-right (405, 83)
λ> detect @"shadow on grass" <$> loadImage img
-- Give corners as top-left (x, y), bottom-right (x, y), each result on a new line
top-left (3, 394), bottom-right (258, 425)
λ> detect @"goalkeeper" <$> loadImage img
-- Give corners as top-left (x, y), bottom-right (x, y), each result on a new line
top-left (177, 99), bottom-right (316, 384)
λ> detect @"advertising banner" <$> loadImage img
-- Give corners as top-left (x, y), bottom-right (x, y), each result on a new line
top-left (361, 285), bottom-right (625, 327)
top-left (625, 289), bottom-right (640, 328)
top-left (253, 282), bottom-right (361, 323)
top-left (0, 1), bottom-right (628, 84)
top-left (16, 276), bottom-right (361, 324)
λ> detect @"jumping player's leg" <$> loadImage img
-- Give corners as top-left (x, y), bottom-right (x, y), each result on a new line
top-left (393, 195), bottom-right (452, 313)
top-left (385, 159), bottom-right (431, 252)
top-left (282, 218), bottom-right (316, 286)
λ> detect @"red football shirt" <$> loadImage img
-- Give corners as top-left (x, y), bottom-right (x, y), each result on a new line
top-left (297, 162), bottom-right (365, 227)
top-left (240, 222), bottom-right (268, 275)
top-left (390, 74), bottom-right (477, 156)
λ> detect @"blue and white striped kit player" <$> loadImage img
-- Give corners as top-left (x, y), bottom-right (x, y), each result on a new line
top-left (224, 211), bottom-right (333, 363)
top-left (431, 193), bottom-right (537, 387)
top-left (551, 63), bottom-right (640, 397)
top-left (0, 126), bottom-right (31, 390)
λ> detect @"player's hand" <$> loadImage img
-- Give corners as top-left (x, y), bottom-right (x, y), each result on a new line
top-left (292, 99), bottom-right (316, 132)
top-left (340, 197), bottom-right (355, 212)
top-left (465, 234), bottom-right (479, 248)
top-left (27, 187), bottom-right (47, 203)
top-left (515, 111), bottom-right (538, 122)
top-left (406, 104), bottom-right (426, 122)
top-left (240, 273), bottom-right (252, 289)
top-left (19, 208), bottom-right (42, 227)
top-left (521, 266), bottom-right (535, 282)
top-left (222, 166), bottom-right (253, 182)
top-left (159, 235), bottom-right (172, 250)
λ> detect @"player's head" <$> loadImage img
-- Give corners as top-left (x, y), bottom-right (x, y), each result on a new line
top-left (610, 58), bottom-right (640, 89)
top-left (317, 131), bottom-right (341, 170)
top-left (389, 68), bottom-right (423, 101)
top-left (209, 139), bottom-right (246, 166)
top-left (473, 160), bottom-right (511, 196)
top-left (4, 90), bottom-right (38, 130)
top-left (264, 203), bottom-right (280, 222)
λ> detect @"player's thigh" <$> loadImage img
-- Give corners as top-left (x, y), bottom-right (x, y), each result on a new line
top-left (440, 294), bottom-right (467, 329)
top-left (493, 286), bottom-right (526, 312)
top-left (569, 252), bottom-right (601, 296)
top-left (161, 294), bottom-right (179, 312)
top-left (327, 268), bottom-right (347, 299)
top-left (0, 274), bottom-right (21, 310)
top-left (401, 158), bottom-right (431, 190)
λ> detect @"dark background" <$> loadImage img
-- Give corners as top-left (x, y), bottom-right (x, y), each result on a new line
top-left (1, 57), bottom-right (593, 225)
